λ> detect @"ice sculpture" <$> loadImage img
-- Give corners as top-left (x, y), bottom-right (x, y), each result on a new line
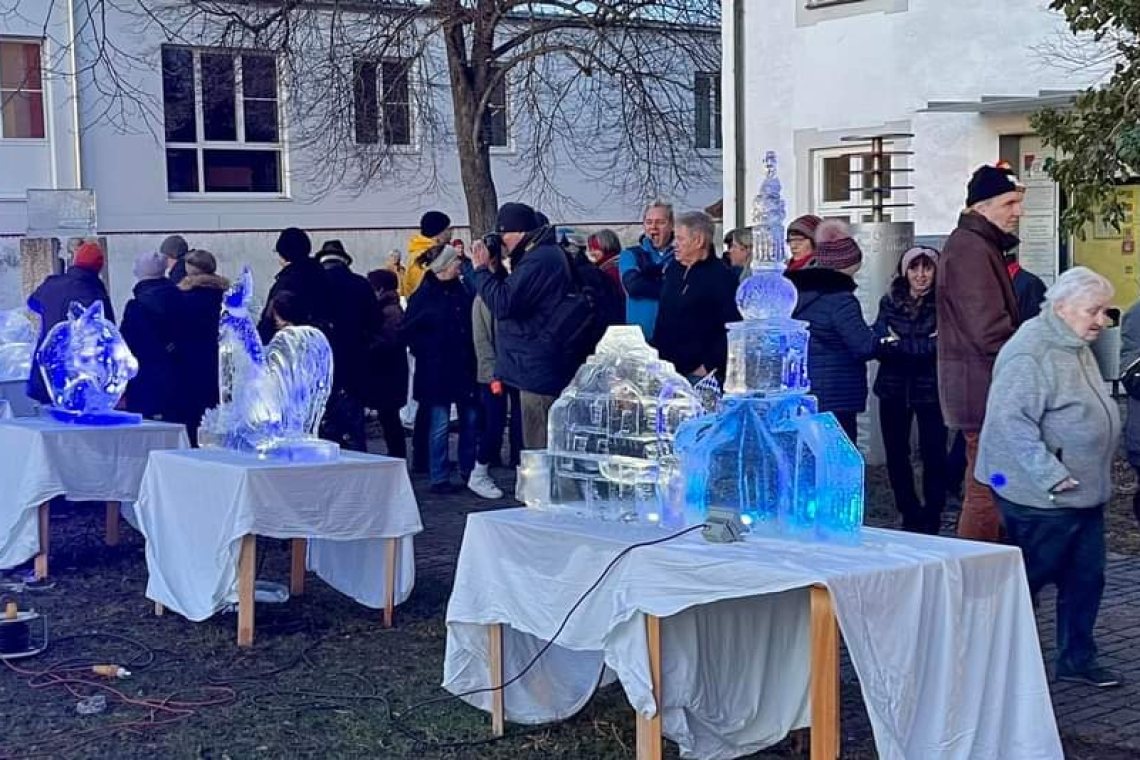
top-left (674, 151), bottom-right (865, 542)
top-left (0, 310), bottom-right (34, 382)
top-left (198, 267), bottom-right (338, 461)
top-left (515, 326), bottom-right (705, 526)
top-left (36, 301), bottom-right (141, 425)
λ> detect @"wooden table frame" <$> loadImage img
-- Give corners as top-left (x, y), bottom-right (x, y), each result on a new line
top-left (34, 500), bottom-right (122, 579)
top-left (487, 585), bottom-right (840, 760)
top-left (155, 534), bottom-right (401, 647)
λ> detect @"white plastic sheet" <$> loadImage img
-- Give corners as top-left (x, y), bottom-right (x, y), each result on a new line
top-left (135, 448), bottom-right (422, 621)
top-left (0, 418), bottom-right (188, 569)
top-left (443, 509), bottom-right (1062, 760)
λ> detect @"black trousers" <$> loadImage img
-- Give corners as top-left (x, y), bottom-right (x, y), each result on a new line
top-left (377, 407), bottom-right (407, 460)
top-left (879, 400), bottom-right (947, 534)
top-left (833, 411), bottom-right (859, 445)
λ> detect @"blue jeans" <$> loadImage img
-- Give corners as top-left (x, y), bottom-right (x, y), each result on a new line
top-left (995, 494), bottom-right (1106, 673)
top-left (428, 403), bottom-right (477, 486)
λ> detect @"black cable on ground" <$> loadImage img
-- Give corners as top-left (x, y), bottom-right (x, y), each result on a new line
top-left (387, 523), bottom-right (707, 749)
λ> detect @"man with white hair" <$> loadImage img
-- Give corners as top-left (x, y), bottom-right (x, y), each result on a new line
top-left (936, 164), bottom-right (1024, 541)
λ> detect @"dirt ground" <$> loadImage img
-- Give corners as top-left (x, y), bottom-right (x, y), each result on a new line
top-left (1, 442), bottom-right (1138, 759)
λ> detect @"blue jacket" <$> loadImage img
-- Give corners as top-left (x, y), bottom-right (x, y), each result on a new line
top-left (473, 227), bottom-right (576, 396)
top-left (26, 266), bottom-right (115, 404)
top-left (787, 268), bottom-right (877, 414)
top-left (619, 234), bottom-right (674, 340)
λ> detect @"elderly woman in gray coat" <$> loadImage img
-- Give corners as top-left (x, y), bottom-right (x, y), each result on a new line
top-left (976, 266), bottom-right (1120, 689)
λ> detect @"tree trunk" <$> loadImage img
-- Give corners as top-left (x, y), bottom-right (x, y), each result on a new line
top-left (443, 20), bottom-right (498, 238)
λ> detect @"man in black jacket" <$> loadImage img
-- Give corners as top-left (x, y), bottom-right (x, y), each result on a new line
top-left (652, 210), bottom-right (741, 384)
top-left (315, 239), bottom-right (381, 451)
top-left (257, 227), bottom-right (334, 344)
top-left (471, 203), bottom-right (575, 448)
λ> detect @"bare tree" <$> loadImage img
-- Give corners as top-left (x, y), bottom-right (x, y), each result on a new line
top-left (2, 1), bottom-right (721, 235)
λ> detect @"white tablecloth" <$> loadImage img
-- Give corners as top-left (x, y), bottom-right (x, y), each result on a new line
top-left (135, 448), bottom-right (422, 621)
top-left (0, 417), bottom-right (189, 569)
top-left (443, 509), bottom-right (1062, 760)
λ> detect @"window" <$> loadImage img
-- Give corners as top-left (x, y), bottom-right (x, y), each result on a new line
top-left (0, 40), bottom-right (45, 139)
top-left (353, 59), bottom-right (412, 146)
top-left (812, 146), bottom-right (897, 223)
top-left (694, 72), bottom-right (721, 151)
top-left (481, 68), bottom-right (508, 148)
top-left (161, 46), bottom-right (283, 194)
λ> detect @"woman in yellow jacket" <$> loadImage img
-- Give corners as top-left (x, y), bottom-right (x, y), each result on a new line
top-left (400, 211), bottom-right (453, 297)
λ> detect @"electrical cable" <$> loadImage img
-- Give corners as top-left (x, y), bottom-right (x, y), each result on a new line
top-left (387, 522), bottom-right (707, 749)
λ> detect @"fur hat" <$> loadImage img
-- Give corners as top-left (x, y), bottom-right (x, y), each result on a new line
top-left (814, 220), bottom-right (863, 271)
top-left (73, 242), bottom-right (105, 273)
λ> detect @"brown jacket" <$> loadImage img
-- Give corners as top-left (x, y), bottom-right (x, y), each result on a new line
top-left (935, 212), bottom-right (1020, 432)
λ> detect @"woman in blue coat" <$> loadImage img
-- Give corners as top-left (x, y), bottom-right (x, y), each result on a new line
top-left (785, 220), bottom-right (880, 443)
top-left (873, 247), bottom-right (946, 534)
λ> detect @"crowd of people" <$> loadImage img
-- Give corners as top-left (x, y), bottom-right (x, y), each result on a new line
top-left (21, 163), bottom-right (1133, 688)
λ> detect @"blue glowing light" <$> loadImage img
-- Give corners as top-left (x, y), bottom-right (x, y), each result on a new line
top-left (990, 473), bottom-right (1007, 489)
top-left (37, 301), bottom-right (141, 425)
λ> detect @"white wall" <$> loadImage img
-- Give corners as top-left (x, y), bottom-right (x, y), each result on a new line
top-left (724, 0), bottom-right (1097, 235)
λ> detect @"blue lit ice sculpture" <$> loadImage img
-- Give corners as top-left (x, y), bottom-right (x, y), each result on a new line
top-left (36, 301), bottom-right (141, 425)
top-left (517, 326), bottom-right (706, 526)
top-left (198, 267), bottom-right (338, 461)
top-left (675, 151), bottom-right (865, 542)
top-left (0, 309), bottom-right (35, 382)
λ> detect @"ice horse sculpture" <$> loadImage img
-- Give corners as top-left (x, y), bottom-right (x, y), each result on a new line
top-left (0, 309), bottom-right (34, 382)
top-left (516, 326), bottom-right (706, 526)
top-left (674, 151), bottom-right (865, 542)
top-left (36, 301), bottom-right (140, 425)
top-left (198, 267), bottom-right (338, 461)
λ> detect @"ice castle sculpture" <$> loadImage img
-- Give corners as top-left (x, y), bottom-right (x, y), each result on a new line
top-left (198, 267), bottom-right (338, 461)
top-left (36, 301), bottom-right (141, 425)
top-left (674, 151), bottom-right (865, 542)
top-left (516, 326), bottom-right (707, 526)
top-left (0, 310), bottom-right (34, 382)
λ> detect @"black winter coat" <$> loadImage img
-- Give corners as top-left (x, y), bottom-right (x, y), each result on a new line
top-left (1011, 265), bottom-right (1047, 324)
top-left (473, 226), bottom-right (576, 396)
top-left (257, 258), bottom-right (335, 344)
top-left (120, 278), bottom-right (186, 419)
top-left (652, 254), bottom-right (741, 379)
top-left (404, 272), bottom-right (477, 406)
top-left (26, 266), bottom-right (115, 404)
top-left (367, 290), bottom-right (409, 412)
top-left (323, 262), bottom-right (382, 400)
top-left (177, 273), bottom-right (229, 431)
top-left (168, 258), bottom-right (188, 286)
top-left (787, 267), bottom-right (877, 414)
top-left (872, 280), bottom-right (939, 406)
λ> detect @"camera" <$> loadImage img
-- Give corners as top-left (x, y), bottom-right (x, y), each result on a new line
top-left (482, 232), bottom-right (504, 261)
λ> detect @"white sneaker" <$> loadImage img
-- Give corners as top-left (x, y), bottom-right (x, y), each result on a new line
top-left (467, 471), bottom-right (503, 500)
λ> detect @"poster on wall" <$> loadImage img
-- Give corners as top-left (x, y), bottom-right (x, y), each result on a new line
top-left (1074, 186), bottom-right (1140, 309)
top-left (1018, 143), bottom-right (1060, 286)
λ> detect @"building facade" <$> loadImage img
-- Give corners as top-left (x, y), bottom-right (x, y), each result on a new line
top-left (0, 3), bottom-right (721, 311)
top-left (723, 0), bottom-right (1109, 296)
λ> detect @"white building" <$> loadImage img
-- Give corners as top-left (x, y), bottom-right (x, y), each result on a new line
top-left (722, 0), bottom-right (1104, 292)
top-left (0, 3), bottom-right (721, 311)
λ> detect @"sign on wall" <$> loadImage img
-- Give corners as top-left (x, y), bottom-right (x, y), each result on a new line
top-left (25, 189), bottom-right (97, 240)
top-left (1017, 141), bottom-right (1060, 286)
top-left (1073, 185), bottom-right (1140, 310)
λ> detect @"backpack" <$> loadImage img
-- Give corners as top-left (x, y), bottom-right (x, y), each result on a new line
top-left (543, 252), bottom-right (610, 369)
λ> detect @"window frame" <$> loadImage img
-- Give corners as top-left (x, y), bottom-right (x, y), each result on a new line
top-left (352, 56), bottom-right (417, 151)
top-left (482, 66), bottom-right (512, 153)
top-left (0, 38), bottom-right (47, 142)
top-left (693, 70), bottom-right (722, 152)
top-left (811, 145), bottom-right (900, 224)
top-left (162, 45), bottom-right (288, 199)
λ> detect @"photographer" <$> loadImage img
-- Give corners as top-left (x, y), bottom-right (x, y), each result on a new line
top-left (471, 203), bottom-right (575, 449)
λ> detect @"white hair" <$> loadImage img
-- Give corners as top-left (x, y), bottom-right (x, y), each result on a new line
top-left (1044, 266), bottom-right (1114, 307)
top-left (675, 210), bottom-right (715, 246)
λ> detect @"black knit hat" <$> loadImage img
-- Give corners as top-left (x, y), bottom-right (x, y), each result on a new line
top-left (496, 202), bottom-right (538, 234)
top-left (966, 165), bottom-right (1020, 207)
top-left (420, 211), bottom-right (451, 238)
top-left (276, 227), bottom-right (312, 263)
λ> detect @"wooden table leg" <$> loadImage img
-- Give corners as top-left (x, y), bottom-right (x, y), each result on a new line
top-left (383, 537), bottom-right (397, 629)
top-left (154, 601), bottom-right (165, 616)
top-left (810, 585), bottom-right (840, 760)
top-left (635, 614), bottom-right (663, 760)
top-left (290, 538), bottom-right (306, 596)
top-left (105, 502), bottom-right (120, 546)
top-left (489, 623), bottom-right (505, 736)
top-left (34, 502), bottom-right (50, 580)
top-left (237, 535), bottom-right (256, 647)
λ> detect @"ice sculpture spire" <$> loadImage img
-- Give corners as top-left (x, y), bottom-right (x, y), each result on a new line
top-left (735, 152), bottom-right (798, 322)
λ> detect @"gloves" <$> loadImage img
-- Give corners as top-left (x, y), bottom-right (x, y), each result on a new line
top-left (490, 380), bottom-right (504, 396)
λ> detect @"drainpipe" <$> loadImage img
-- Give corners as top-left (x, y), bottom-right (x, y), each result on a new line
top-left (65, 0), bottom-right (83, 189)
top-left (732, 0), bottom-right (747, 228)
